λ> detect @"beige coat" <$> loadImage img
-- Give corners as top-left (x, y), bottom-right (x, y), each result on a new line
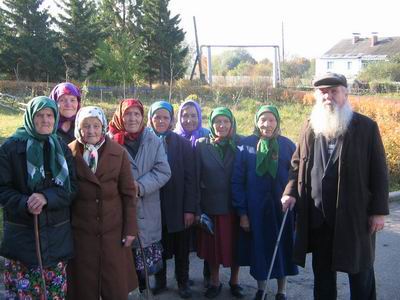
top-left (67, 137), bottom-right (138, 300)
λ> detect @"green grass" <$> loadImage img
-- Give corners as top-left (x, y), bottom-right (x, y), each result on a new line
top-left (0, 98), bottom-right (397, 192)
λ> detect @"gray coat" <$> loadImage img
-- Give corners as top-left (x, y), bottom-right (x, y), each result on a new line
top-left (125, 128), bottom-right (171, 248)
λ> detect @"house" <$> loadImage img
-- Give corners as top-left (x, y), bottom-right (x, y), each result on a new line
top-left (315, 33), bottom-right (400, 81)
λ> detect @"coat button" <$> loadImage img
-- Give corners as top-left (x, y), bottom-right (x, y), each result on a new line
top-left (96, 217), bottom-right (100, 221)
top-left (95, 199), bottom-right (99, 203)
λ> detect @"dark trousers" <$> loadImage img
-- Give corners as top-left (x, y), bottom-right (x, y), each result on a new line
top-left (155, 227), bottom-right (190, 287)
top-left (310, 223), bottom-right (376, 300)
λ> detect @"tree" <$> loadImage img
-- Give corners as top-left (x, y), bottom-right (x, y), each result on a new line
top-left (212, 49), bottom-right (256, 75)
top-left (138, 0), bottom-right (188, 86)
top-left (91, 0), bottom-right (144, 85)
top-left (281, 57), bottom-right (311, 79)
top-left (55, 0), bottom-right (103, 80)
top-left (0, 0), bottom-right (64, 81)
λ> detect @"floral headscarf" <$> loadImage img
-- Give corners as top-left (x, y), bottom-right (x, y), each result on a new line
top-left (174, 99), bottom-right (209, 147)
top-left (108, 99), bottom-right (144, 145)
top-left (74, 106), bottom-right (107, 173)
top-left (49, 82), bottom-right (81, 131)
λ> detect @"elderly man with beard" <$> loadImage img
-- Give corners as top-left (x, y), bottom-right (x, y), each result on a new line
top-left (281, 72), bottom-right (389, 300)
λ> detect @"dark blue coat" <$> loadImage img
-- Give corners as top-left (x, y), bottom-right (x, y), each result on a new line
top-left (231, 134), bottom-right (298, 280)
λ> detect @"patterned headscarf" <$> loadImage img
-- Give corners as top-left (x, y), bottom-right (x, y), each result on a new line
top-left (148, 100), bottom-right (174, 136)
top-left (75, 106), bottom-right (107, 173)
top-left (12, 96), bottom-right (70, 192)
top-left (108, 99), bottom-right (144, 145)
top-left (174, 99), bottom-right (209, 147)
top-left (254, 105), bottom-right (280, 178)
top-left (49, 82), bottom-right (81, 131)
top-left (208, 107), bottom-right (237, 159)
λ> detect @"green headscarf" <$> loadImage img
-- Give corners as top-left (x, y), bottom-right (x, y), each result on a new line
top-left (208, 107), bottom-right (237, 159)
top-left (254, 105), bottom-right (280, 178)
top-left (12, 96), bottom-right (71, 192)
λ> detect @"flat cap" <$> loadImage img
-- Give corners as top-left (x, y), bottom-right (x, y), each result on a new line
top-left (313, 72), bottom-right (347, 88)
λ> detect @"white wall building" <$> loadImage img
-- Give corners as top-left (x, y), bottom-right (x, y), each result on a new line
top-left (316, 33), bottom-right (400, 82)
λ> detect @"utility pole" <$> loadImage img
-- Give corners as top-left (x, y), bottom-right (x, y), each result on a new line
top-left (190, 16), bottom-right (205, 82)
top-left (281, 21), bottom-right (285, 62)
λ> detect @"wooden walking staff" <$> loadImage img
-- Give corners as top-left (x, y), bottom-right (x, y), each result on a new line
top-left (34, 214), bottom-right (48, 300)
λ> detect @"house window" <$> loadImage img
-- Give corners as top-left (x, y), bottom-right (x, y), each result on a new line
top-left (327, 61), bottom-right (334, 69)
top-left (347, 62), bottom-right (352, 70)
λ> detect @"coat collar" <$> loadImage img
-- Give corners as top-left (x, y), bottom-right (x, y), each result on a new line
top-left (69, 136), bottom-right (122, 186)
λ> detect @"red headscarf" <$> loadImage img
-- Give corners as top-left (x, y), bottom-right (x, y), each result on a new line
top-left (108, 99), bottom-right (145, 145)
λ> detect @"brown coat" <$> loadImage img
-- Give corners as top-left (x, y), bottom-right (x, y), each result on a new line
top-left (67, 137), bottom-right (138, 300)
top-left (284, 112), bottom-right (389, 274)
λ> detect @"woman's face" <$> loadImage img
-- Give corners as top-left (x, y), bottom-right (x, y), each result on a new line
top-left (151, 108), bottom-right (171, 134)
top-left (58, 94), bottom-right (79, 118)
top-left (181, 105), bottom-right (198, 133)
top-left (212, 115), bottom-right (231, 138)
top-left (123, 106), bottom-right (143, 134)
top-left (34, 108), bottom-right (55, 135)
top-left (257, 112), bottom-right (277, 138)
top-left (80, 117), bottom-right (103, 145)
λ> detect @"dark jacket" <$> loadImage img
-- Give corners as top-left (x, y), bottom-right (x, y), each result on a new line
top-left (67, 137), bottom-right (138, 299)
top-left (196, 136), bottom-right (239, 215)
top-left (161, 132), bottom-right (197, 233)
top-left (0, 137), bottom-right (77, 268)
top-left (283, 112), bottom-right (389, 273)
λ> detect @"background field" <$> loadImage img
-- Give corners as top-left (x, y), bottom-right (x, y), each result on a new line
top-left (0, 92), bottom-right (399, 191)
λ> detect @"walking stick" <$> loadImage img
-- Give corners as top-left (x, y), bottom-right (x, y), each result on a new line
top-left (34, 214), bottom-right (48, 300)
top-left (137, 235), bottom-right (153, 300)
top-left (261, 208), bottom-right (289, 300)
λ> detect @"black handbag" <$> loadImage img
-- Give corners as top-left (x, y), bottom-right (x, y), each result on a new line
top-left (199, 213), bottom-right (214, 235)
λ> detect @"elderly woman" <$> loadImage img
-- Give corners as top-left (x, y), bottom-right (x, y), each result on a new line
top-left (231, 105), bottom-right (298, 300)
top-left (0, 96), bottom-right (76, 299)
top-left (49, 82), bottom-right (81, 144)
top-left (67, 106), bottom-right (138, 299)
top-left (196, 107), bottom-right (243, 299)
top-left (148, 101), bottom-right (197, 298)
top-left (175, 98), bottom-right (210, 147)
top-left (108, 99), bottom-right (171, 292)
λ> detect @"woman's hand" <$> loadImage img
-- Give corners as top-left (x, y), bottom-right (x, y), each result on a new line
top-left (240, 215), bottom-right (250, 232)
top-left (184, 212), bottom-right (195, 228)
top-left (122, 235), bottom-right (136, 247)
top-left (27, 193), bottom-right (47, 215)
top-left (281, 195), bottom-right (296, 211)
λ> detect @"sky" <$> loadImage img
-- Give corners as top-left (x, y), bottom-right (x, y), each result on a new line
top-left (42, 0), bottom-right (400, 62)
top-left (168, 0), bottom-right (400, 61)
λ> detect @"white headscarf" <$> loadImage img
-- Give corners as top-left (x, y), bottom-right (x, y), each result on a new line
top-left (75, 106), bottom-right (108, 173)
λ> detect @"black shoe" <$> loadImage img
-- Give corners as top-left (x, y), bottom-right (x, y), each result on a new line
top-left (229, 283), bottom-right (244, 298)
top-left (275, 293), bottom-right (287, 300)
top-left (204, 283), bottom-right (222, 298)
top-left (188, 279), bottom-right (195, 286)
top-left (152, 281), bottom-right (167, 295)
top-left (178, 285), bottom-right (192, 299)
top-left (203, 275), bottom-right (211, 288)
top-left (254, 290), bottom-right (266, 300)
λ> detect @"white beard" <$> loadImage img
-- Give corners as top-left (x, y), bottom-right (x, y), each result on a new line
top-left (310, 99), bottom-right (353, 139)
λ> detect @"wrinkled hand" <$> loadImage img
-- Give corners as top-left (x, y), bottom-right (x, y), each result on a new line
top-left (27, 193), bottom-right (47, 215)
top-left (281, 195), bottom-right (296, 212)
top-left (240, 215), bottom-right (250, 232)
top-left (184, 213), bottom-right (195, 228)
top-left (369, 215), bottom-right (385, 234)
top-left (123, 235), bottom-right (136, 247)
top-left (133, 181), bottom-right (140, 197)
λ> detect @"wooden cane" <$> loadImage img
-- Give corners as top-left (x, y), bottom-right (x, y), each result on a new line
top-left (34, 214), bottom-right (48, 300)
top-left (137, 235), bottom-right (153, 300)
